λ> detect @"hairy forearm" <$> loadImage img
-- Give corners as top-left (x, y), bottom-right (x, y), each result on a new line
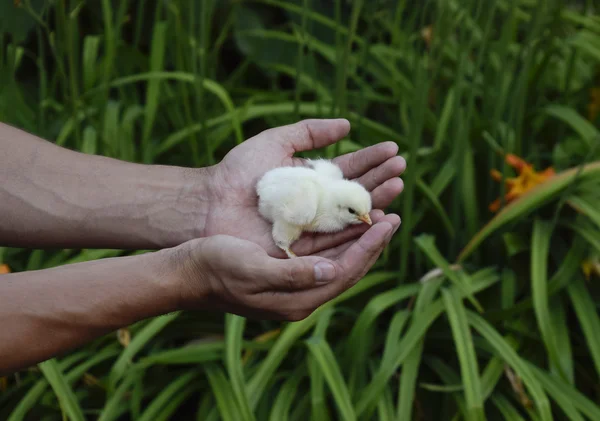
top-left (0, 250), bottom-right (180, 374)
top-left (0, 123), bottom-right (211, 249)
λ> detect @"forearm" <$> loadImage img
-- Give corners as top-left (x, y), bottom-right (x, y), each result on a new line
top-left (0, 123), bottom-right (211, 249)
top-left (0, 250), bottom-right (181, 374)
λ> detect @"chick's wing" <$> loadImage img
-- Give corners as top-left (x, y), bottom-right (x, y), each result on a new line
top-left (257, 167), bottom-right (320, 227)
top-left (280, 179), bottom-right (319, 226)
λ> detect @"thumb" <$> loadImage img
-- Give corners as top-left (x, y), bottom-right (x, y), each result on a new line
top-left (268, 119), bottom-right (351, 153)
top-left (259, 255), bottom-right (338, 291)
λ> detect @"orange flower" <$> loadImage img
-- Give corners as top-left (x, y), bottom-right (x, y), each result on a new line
top-left (0, 264), bottom-right (10, 274)
top-left (589, 87), bottom-right (600, 121)
top-left (489, 154), bottom-right (555, 212)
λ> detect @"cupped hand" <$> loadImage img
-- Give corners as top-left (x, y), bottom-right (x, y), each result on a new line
top-left (173, 213), bottom-right (401, 320)
top-left (204, 119), bottom-right (406, 257)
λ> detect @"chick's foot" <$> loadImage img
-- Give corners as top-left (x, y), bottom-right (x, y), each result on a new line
top-left (282, 247), bottom-right (297, 258)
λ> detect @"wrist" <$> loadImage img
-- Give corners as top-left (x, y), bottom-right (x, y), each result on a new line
top-left (155, 164), bottom-right (217, 246)
top-left (159, 238), bottom-right (214, 311)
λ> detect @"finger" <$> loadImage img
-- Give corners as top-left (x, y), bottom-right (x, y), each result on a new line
top-left (291, 209), bottom-right (386, 256)
top-left (332, 141), bottom-right (399, 179)
top-left (371, 178), bottom-right (405, 209)
top-left (314, 213), bottom-right (402, 259)
top-left (265, 119), bottom-right (351, 154)
top-left (355, 155), bottom-right (406, 191)
top-left (290, 217), bottom-right (400, 308)
top-left (255, 254), bottom-right (339, 291)
top-left (253, 216), bottom-right (401, 321)
top-left (338, 217), bottom-right (399, 278)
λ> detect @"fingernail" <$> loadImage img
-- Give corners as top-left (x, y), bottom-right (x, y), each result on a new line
top-left (314, 262), bottom-right (336, 283)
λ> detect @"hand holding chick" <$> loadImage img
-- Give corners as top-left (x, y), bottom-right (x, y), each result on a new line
top-left (257, 159), bottom-right (375, 258)
top-left (204, 118), bottom-right (406, 258)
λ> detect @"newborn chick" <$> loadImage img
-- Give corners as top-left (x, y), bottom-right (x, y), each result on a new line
top-left (256, 159), bottom-right (372, 258)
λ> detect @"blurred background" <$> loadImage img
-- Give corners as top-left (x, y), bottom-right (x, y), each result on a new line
top-left (1, 0), bottom-right (600, 420)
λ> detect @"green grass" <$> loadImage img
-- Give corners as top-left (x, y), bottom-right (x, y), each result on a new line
top-left (1, 0), bottom-right (600, 419)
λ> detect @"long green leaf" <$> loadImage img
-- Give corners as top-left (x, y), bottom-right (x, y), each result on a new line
top-left (225, 314), bottom-right (255, 421)
top-left (459, 162), bottom-right (600, 261)
top-left (467, 312), bottom-right (553, 421)
top-left (309, 353), bottom-right (330, 421)
top-left (205, 364), bottom-right (243, 421)
top-left (269, 367), bottom-right (305, 421)
top-left (441, 287), bottom-right (484, 421)
top-left (10, 346), bottom-right (118, 421)
top-left (247, 272), bottom-right (395, 408)
top-left (109, 313), bottom-right (179, 388)
top-left (567, 278), bottom-right (600, 379)
top-left (306, 338), bottom-right (356, 421)
top-left (529, 363), bottom-right (600, 421)
top-left (141, 21), bottom-right (168, 162)
top-left (531, 219), bottom-right (565, 380)
top-left (138, 371), bottom-right (197, 421)
top-left (38, 359), bottom-right (85, 421)
top-left (544, 104), bottom-right (599, 147)
top-left (415, 234), bottom-right (483, 312)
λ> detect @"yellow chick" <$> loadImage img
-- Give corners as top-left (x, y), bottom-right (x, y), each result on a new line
top-left (257, 159), bottom-right (372, 258)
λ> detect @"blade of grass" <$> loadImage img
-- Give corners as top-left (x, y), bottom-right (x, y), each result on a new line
top-left (531, 219), bottom-right (566, 380)
top-left (205, 364), bottom-right (243, 421)
top-left (109, 312), bottom-right (180, 389)
top-left (529, 363), bottom-right (600, 421)
top-left (549, 295), bottom-right (574, 384)
top-left (467, 312), bottom-right (552, 421)
top-left (141, 21), bottom-right (168, 163)
top-left (137, 371), bottom-right (197, 421)
top-left (492, 394), bottom-right (528, 421)
top-left (137, 341), bottom-right (224, 366)
top-left (268, 366), bottom-right (305, 421)
top-left (306, 337), bottom-right (356, 421)
top-left (415, 234), bottom-right (484, 312)
top-left (441, 287), bottom-right (485, 421)
top-left (544, 104), bottom-right (599, 147)
top-left (567, 195), bottom-right (600, 229)
top-left (566, 277), bottom-right (600, 379)
top-left (357, 269), bottom-right (499, 415)
top-left (158, 101), bottom-right (405, 156)
top-left (425, 356), bottom-right (468, 419)
top-left (345, 284), bottom-right (420, 392)
top-left (397, 279), bottom-right (441, 421)
top-left (225, 314), bottom-right (255, 421)
top-left (459, 161), bottom-right (600, 261)
top-left (10, 346), bottom-right (119, 421)
top-left (38, 359), bottom-right (85, 421)
top-left (380, 310), bottom-right (411, 367)
top-left (357, 302), bottom-right (444, 416)
top-left (98, 371), bottom-right (142, 421)
top-left (247, 272), bottom-right (396, 408)
top-left (309, 353), bottom-right (331, 421)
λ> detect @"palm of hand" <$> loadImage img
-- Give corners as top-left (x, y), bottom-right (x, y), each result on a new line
top-left (204, 120), bottom-right (406, 258)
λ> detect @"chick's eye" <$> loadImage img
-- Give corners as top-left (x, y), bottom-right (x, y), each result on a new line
top-left (348, 208), bottom-right (356, 214)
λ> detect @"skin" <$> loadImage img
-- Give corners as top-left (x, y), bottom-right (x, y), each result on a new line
top-left (0, 119), bottom-right (405, 374)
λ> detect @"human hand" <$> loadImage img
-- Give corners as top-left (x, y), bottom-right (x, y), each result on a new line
top-left (204, 119), bottom-right (406, 257)
top-left (172, 211), bottom-right (401, 320)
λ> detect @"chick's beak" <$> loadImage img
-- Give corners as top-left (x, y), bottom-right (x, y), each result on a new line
top-left (358, 213), bottom-right (372, 225)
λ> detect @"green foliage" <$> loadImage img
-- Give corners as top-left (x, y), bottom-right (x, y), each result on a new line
top-left (2, 0), bottom-right (600, 419)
